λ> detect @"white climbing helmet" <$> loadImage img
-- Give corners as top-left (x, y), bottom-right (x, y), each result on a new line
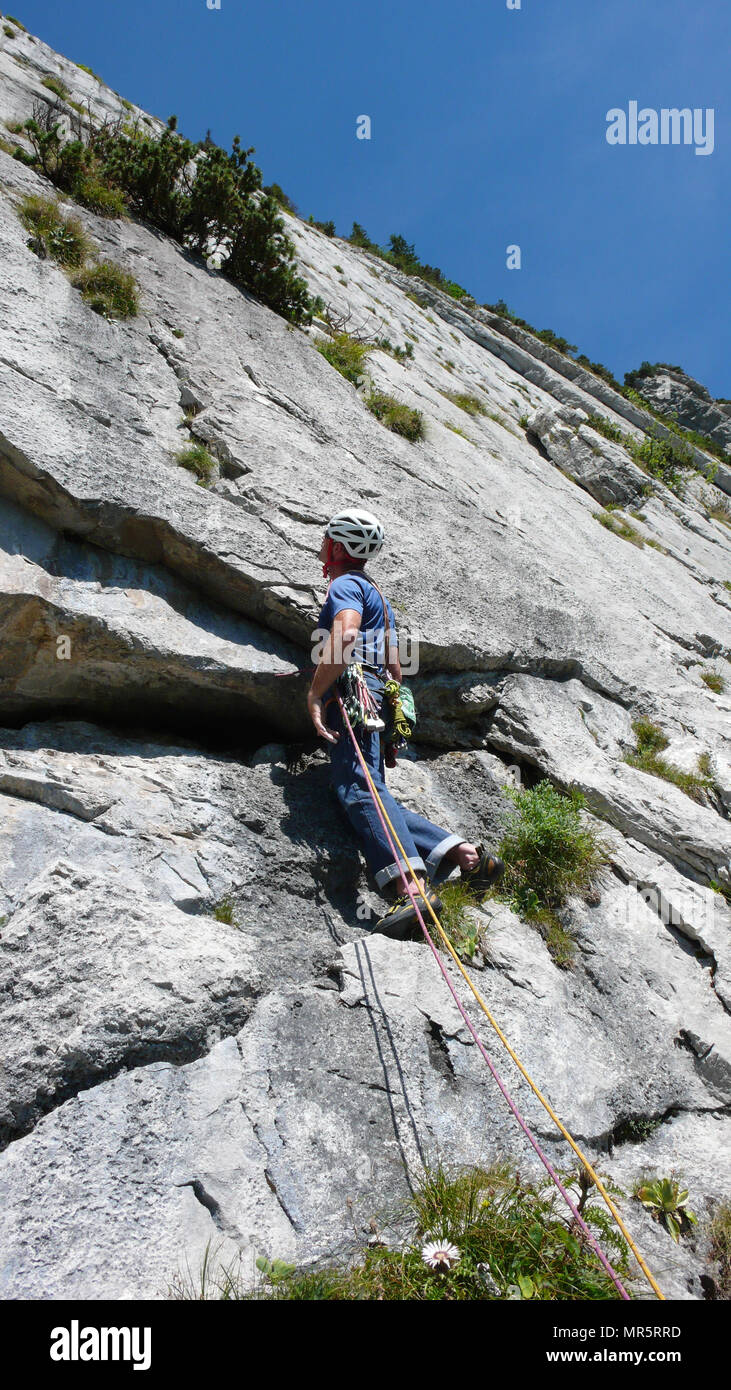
top-left (326, 508), bottom-right (385, 560)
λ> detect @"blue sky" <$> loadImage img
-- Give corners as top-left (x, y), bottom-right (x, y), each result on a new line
top-left (11, 0), bottom-right (729, 395)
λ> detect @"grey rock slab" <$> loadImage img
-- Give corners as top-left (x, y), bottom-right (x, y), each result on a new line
top-left (527, 404), bottom-right (648, 507)
top-left (0, 494), bottom-right (308, 732)
top-left (0, 859), bottom-right (263, 1143)
top-left (0, 1037), bottom-right (296, 1300)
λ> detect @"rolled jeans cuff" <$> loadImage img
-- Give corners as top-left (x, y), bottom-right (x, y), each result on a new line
top-left (424, 833), bottom-right (464, 879)
top-left (375, 856), bottom-right (426, 891)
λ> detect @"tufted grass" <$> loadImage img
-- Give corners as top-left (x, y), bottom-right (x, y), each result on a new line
top-left (315, 331), bottom-right (370, 386)
top-left (443, 390), bottom-right (486, 416)
top-left (19, 193), bottom-right (92, 267)
top-left (593, 509), bottom-right (644, 547)
top-left (365, 389), bottom-right (424, 441)
top-left (73, 259), bottom-right (139, 319)
top-left (707, 1203), bottom-right (731, 1299)
top-left (41, 74), bottom-right (70, 100)
top-left (435, 879), bottom-right (485, 961)
top-left (173, 1162), bottom-right (629, 1302)
top-left (175, 442), bottom-right (216, 486)
top-left (700, 669), bottom-right (725, 694)
top-left (624, 719), bottom-right (714, 803)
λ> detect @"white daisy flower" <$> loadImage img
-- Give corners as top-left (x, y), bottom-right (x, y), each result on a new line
top-left (421, 1240), bottom-right (460, 1271)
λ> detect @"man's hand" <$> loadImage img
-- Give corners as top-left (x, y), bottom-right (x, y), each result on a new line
top-left (307, 689), bottom-right (339, 743)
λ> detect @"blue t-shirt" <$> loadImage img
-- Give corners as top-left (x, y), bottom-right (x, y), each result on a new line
top-left (317, 571), bottom-right (397, 695)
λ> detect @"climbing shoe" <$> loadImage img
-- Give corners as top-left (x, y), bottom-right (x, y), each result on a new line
top-left (372, 888), bottom-right (442, 941)
top-left (463, 845), bottom-right (505, 893)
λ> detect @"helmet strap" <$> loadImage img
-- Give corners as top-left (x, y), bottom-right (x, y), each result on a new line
top-left (322, 537), bottom-right (336, 578)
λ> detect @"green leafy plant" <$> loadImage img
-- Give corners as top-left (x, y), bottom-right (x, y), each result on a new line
top-left (76, 62), bottom-right (102, 81)
top-left (175, 442), bottom-right (216, 486)
top-left (72, 260), bottom-right (139, 319)
top-left (19, 193), bottom-right (92, 266)
top-left (171, 327), bottom-right (185, 339)
top-left (365, 390), bottom-right (424, 441)
top-left (709, 878), bottom-right (731, 905)
top-left (497, 780), bottom-right (608, 913)
top-left (624, 719), bottom-right (714, 803)
top-left (5, 15), bottom-right (27, 29)
top-left (4, 22), bottom-right (17, 36)
top-left (635, 1178), bottom-right (696, 1243)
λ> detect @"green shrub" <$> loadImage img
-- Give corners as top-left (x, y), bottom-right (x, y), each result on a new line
top-left (4, 23), bottom-right (17, 36)
top-left (444, 391), bottom-right (486, 417)
top-left (75, 176), bottom-right (127, 217)
top-left (594, 510), bottom-right (644, 547)
top-left (172, 327), bottom-right (185, 339)
top-left (624, 719), bottom-right (713, 802)
top-left (628, 431), bottom-right (694, 495)
top-left (701, 669), bottom-right (725, 694)
top-left (72, 260), bottom-right (139, 318)
top-left (316, 331), bottom-right (370, 386)
top-left (365, 390), bottom-right (424, 441)
top-left (306, 214), bottom-right (335, 235)
top-left (19, 194), bottom-right (91, 267)
top-left (497, 780), bottom-right (608, 913)
top-left (6, 15), bottom-right (26, 30)
top-left (76, 62), bottom-right (101, 81)
top-left (19, 114), bottom-right (314, 324)
top-left (263, 182), bottom-right (297, 214)
top-left (585, 413), bottom-right (625, 444)
top-left (175, 443), bottom-right (216, 485)
top-left (41, 75), bottom-right (70, 100)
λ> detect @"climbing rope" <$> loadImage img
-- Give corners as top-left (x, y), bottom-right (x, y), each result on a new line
top-left (335, 692), bottom-right (665, 1302)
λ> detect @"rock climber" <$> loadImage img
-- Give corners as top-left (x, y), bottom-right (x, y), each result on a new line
top-left (307, 507), bottom-right (503, 939)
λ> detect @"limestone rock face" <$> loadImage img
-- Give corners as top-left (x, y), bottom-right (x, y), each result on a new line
top-left (634, 368), bottom-right (731, 454)
top-left (0, 22), bottom-right (730, 1302)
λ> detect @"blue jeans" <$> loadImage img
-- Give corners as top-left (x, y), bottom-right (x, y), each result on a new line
top-left (324, 695), bottom-right (463, 892)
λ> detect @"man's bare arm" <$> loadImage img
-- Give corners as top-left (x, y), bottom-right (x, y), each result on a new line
top-left (308, 608), bottom-right (361, 741)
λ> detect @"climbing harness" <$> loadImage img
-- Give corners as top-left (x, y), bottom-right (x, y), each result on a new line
top-left (335, 691), bottom-right (665, 1302)
top-left (339, 662), bottom-right (385, 732)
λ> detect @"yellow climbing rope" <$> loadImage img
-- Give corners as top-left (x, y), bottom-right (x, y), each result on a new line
top-left (357, 752), bottom-right (665, 1301)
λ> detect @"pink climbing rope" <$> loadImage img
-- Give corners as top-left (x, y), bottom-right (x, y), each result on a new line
top-left (336, 692), bottom-right (631, 1300)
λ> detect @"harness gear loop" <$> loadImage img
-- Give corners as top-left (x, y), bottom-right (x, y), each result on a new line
top-left (335, 691), bottom-right (665, 1302)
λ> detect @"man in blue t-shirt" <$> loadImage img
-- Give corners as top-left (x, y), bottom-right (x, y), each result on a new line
top-left (307, 508), bottom-right (503, 939)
